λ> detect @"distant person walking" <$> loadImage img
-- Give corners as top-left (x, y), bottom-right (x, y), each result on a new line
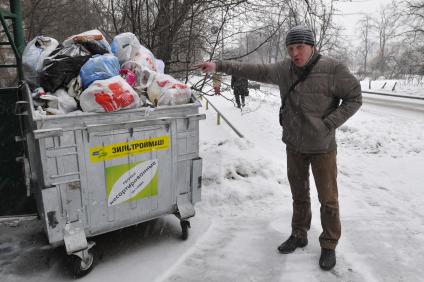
top-left (212, 73), bottom-right (222, 95)
top-left (194, 25), bottom-right (362, 271)
top-left (231, 75), bottom-right (248, 108)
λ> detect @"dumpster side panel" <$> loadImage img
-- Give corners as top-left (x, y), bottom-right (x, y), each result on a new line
top-left (41, 131), bottom-right (81, 187)
top-left (83, 122), bottom-right (175, 236)
top-left (41, 186), bottom-right (65, 245)
top-left (176, 160), bottom-right (191, 195)
top-left (175, 117), bottom-right (200, 197)
top-left (33, 129), bottom-right (88, 245)
top-left (191, 158), bottom-right (202, 203)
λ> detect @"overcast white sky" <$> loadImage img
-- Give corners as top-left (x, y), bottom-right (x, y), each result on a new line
top-left (332, 0), bottom-right (395, 44)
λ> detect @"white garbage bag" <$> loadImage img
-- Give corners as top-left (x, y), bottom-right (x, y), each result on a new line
top-left (155, 59), bottom-right (165, 74)
top-left (111, 32), bottom-right (157, 71)
top-left (79, 76), bottom-right (141, 112)
top-left (67, 76), bottom-right (83, 99)
top-left (111, 32), bottom-right (140, 63)
top-left (39, 88), bottom-right (78, 115)
top-left (147, 73), bottom-right (191, 106)
top-left (22, 36), bottom-right (59, 88)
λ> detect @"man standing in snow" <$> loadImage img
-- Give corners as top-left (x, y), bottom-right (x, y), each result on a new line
top-left (231, 75), bottom-right (248, 108)
top-left (194, 25), bottom-right (362, 271)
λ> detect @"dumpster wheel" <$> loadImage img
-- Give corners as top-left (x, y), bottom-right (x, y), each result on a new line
top-left (180, 220), bottom-right (191, 240)
top-left (69, 248), bottom-right (95, 278)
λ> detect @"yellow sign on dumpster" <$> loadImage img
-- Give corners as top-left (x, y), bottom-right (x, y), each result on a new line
top-left (89, 136), bottom-right (170, 163)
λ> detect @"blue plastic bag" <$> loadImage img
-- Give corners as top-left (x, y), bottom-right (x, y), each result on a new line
top-left (80, 54), bottom-right (120, 89)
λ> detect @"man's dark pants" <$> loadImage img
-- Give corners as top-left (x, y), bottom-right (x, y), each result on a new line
top-left (234, 92), bottom-right (245, 107)
top-left (286, 148), bottom-right (341, 250)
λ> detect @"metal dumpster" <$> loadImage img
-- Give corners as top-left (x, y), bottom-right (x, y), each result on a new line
top-left (17, 83), bottom-right (205, 277)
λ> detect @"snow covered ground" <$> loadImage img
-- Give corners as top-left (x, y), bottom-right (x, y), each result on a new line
top-left (1, 80), bottom-right (424, 282)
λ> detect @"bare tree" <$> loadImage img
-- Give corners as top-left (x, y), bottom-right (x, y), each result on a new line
top-left (305, 0), bottom-right (342, 53)
top-left (370, 2), bottom-right (402, 76)
top-left (401, 0), bottom-right (424, 74)
top-left (10, 0), bottom-right (357, 81)
top-left (403, 0), bottom-right (424, 35)
top-left (23, 0), bottom-right (100, 41)
top-left (357, 15), bottom-right (372, 75)
top-left (223, 1), bottom-right (289, 63)
top-left (91, 0), bottom-right (251, 73)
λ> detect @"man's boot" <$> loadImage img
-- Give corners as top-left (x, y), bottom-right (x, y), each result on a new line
top-left (319, 248), bottom-right (336, 270)
top-left (277, 235), bottom-right (308, 254)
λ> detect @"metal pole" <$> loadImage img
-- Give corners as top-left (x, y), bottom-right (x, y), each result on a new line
top-left (201, 95), bottom-right (244, 138)
top-left (10, 0), bottom-right (24, 80)
top-left (362, 90), bottom-right (424, 101)
top-left (392, 82), bottom-right (397, 91)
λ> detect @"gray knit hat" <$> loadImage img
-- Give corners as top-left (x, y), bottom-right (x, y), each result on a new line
top-left (285, 25), bottom-right (315, 46)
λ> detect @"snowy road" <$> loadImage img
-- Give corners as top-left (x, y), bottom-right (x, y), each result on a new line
top-left (1, 87), bottom-right (424, 282)
top-left (362, 93), bottom-right (424, 114)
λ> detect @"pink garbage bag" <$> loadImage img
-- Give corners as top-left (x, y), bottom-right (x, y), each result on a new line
top-left (119, 69), bottom-right (137, 87)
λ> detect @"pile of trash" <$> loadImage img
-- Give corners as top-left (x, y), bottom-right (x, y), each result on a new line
top-left (23, 30), bottom-right (192, 115)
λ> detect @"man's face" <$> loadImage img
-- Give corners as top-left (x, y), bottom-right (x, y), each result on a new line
top-left (287, 43), bottom-right (314, 67)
